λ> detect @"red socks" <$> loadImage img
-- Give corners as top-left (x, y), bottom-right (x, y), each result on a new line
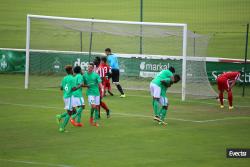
top-left (219, 91), bottom-right (224, 106)
top-left (100, 101), bottom-right (109, 112)
top-left (228, 90), bottom-right (233, 106)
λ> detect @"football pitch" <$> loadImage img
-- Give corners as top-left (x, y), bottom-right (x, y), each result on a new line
top-left (0, 74), bottom-right (250, 167)
top-left (0, 0), bottom-right (250, 166)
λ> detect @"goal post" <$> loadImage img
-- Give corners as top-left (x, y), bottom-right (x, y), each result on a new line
top-left (25, 15), bottom-right (30, 89)
top-left (25, 14), bottom-right (216, 101)
top-left (182, 24), bottom-right (187, 101)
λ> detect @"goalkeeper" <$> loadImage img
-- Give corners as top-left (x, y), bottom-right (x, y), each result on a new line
top-left (105, 48), bottom-right (125, 98)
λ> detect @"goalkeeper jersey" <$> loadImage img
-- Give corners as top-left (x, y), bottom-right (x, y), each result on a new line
top-left (107, 54), bottom-right (119, 69)
top-left (61, 74), bottom-right (75, 98)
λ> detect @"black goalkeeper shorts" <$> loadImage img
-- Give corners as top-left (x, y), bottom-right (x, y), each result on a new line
top-left (111, 69), bottom-right (120, 83)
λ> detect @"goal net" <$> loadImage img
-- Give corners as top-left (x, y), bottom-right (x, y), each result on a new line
top-left (25, 14), bottom-right (217, 100)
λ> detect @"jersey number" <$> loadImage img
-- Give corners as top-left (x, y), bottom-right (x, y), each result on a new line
top-left (64, 84), bottom-right (69, 91)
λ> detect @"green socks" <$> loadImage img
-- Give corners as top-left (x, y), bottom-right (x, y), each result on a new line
top-left (71, 107), bottom-right (83, 123)
top-left (94, 108), bottom-right (99, 123)
top-left (59, 112), bottom-right (68, 118)
top-left (159, 108), bottom-right (167, 121)
top-left (61, 114), bottom-right (70, 129)
top-left (76, 107), bottom-right (83, 123)
top-left (152, 99), bottom-right (160, 117)
top-left (90, 108), bottom-right (94, 118)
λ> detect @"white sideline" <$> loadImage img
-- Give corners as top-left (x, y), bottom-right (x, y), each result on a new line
top-left (1, 101), bottom-right (250, 123)
top-left (0, 159), bottom-right (73, 167)
top-left (128, 94), bottom-right (250, 108)
top-left (194, 117), bottom-right (250, 123)
top-left (0, 86), bottom-right (250, 107)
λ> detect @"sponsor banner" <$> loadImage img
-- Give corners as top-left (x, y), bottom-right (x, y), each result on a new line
top-left (0, 49), bottom-right (250, 84)
top-left (0, 49), bottom-right (25, 72)
top-left (207, 62), bottom-right (250, 83)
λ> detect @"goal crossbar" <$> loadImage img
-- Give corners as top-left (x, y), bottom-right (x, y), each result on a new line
top-left (27, 14), bottom-right (187, 27)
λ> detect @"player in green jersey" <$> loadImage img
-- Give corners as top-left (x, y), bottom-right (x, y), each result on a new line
top-left (150, 67), bottom-right (178, 121)
top-left (158, 74), bottom-right (180, 126)
top-left (56, 65), bottom-right (76, 132)
top-left (70, 66), bottom-right (85, 127)
top-left (83, 63), bottom-right (102, 127)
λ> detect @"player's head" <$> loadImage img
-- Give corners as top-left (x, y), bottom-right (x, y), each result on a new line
top-left (88, 62), bottom-right (95, 73)
top-left (173, 74), bottom-right (181, 83)
top-left (73, 66), bottom-right (82, 74)
top-left (105, 48), bottom-right (112, 55)
top-left (64, 65), bottom-right (73, 75)
top-left (93, 56), bottom-right (101, 67)
top-left (101, 57), bottom-right (107, 64)
top-left (169, 66), bottom-right (175, 73)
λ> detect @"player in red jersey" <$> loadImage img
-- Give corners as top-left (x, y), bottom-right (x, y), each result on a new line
top-left (216, 71), bottom-right (240, 109)
top-left (94, 56), bottom-right (111, 118)
top-left (98, 57), bottom-right (114, 96)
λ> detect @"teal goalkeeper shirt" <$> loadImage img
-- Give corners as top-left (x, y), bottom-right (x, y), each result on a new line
top-left (107, 54), bottom-right (119, 69)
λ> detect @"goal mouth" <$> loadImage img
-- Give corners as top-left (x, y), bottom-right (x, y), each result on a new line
top-left (25, 14), bottom-right (217, 100)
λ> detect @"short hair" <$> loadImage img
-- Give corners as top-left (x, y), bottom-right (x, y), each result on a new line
top-left (174, 74), bottom-right (181, 83)
top-left (105, 48), bottom-right (111, 52)
top-left (73, 66), bottom-right (81, 74)
top-left (169, 66), bottom-right (175, 73)
top-left (89, 62), bottom-right (95, 67)
top-left (101, 57), bottom-right (107, 63)
top-left (64, 65), bottom-right (73, 74)
top-left (93, 56), bottom-right (101, 66)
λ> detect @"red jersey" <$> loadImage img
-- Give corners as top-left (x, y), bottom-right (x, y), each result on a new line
top-left (98, 63), bottom-right (111, 78)
top-left (218, 71), bottom-right (240, 81)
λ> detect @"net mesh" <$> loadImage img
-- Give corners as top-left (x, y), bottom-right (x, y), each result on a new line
top-left (28, 16), bottom-right (217, 99)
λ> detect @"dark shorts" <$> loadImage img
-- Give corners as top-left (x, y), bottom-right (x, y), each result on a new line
top-left (111, 69), bottom-right (120, 83)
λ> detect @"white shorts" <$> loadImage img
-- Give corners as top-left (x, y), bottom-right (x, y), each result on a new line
top-left (160, 96), bottom-right (168, 106)
top-left (88, 96), bottom-right (100, 105)
top-left (72, 96), bottom-right (85, 107)
top-left (63, 97), bottom-right (73, 110)
top-left (150, 83), bottom-right (161, 98)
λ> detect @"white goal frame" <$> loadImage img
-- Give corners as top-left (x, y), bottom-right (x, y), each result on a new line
top-left (25, 14), bottom-right (188, 101)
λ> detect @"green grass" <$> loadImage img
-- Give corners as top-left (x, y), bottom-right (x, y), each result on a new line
top-left (0, 74), bottom-right (250, 167)
top-left (0, 0), bottom-right (249, 58)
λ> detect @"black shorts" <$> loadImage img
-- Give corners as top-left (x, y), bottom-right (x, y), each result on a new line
top-left (111, 69), bottom-right (120, 83)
